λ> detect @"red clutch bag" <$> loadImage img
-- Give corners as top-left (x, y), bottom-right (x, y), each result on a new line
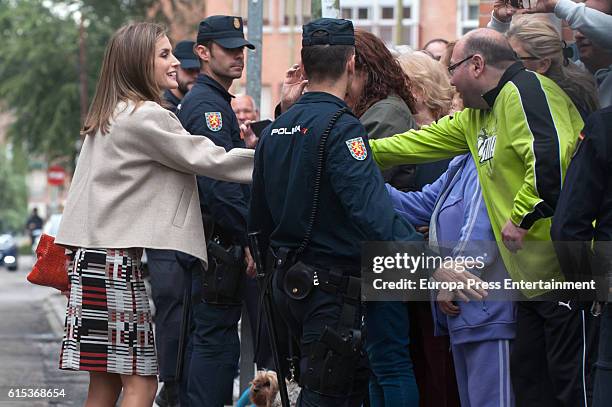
top-left (27, 234), bottom-right (70, 292)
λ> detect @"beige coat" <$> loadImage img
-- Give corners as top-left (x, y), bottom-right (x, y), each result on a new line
top-left (55, 100), bottom-right (254, 266)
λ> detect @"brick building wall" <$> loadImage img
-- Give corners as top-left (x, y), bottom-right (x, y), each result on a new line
top-left (185, 0), bottom-right (580, 118)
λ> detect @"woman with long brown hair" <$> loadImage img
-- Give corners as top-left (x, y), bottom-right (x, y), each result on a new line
top-left (55, 22), bottom-right (253, 407)
top-left (345, 29), bottom-right (420, 407)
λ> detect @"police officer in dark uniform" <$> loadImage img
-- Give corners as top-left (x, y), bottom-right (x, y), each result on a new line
top-left (551, 106), bottom-right (612, 406)
top-left (162, 40), bottom-right (199, 113)
top-left (145, 39), bottom-right (201, 407)
top-left (176, 15), bottom-right (255, 407)
top-left (248, 18), bottom-right (424, 407)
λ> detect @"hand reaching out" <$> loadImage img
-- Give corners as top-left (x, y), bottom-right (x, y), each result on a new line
top-left (493, 0), bottom-right (518, 22)
top-left (519, 0), bottom-right (559, 14)
top-left (240, 121), bottom-right (259, 149)
top-left (280, 64), bottom-right (308, 113)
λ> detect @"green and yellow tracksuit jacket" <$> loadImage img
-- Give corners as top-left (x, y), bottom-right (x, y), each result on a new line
top-left (370, 63), bottom-right (584, 297)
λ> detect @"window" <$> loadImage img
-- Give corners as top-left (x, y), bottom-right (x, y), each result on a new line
top-left (379, 26), bottom-right (393, 43)
top-left (381, 7), bottom-right (394, 19)
top-left (281, 0), bottom-right (311, 27)
top-left (358, 7), bottom-right (369, 19)
top-left (468, 3), bottom-right (479, 20)
top-left (341, 0), bottom-right (418, 48)
top-left (458, 0), bottom-right (479, 37)
top-left (402, 28), bottom-right (413, 46)
top-left (235, 0), bottom-right (271, 26)
top-left (342, 8), bottom-right (353, 19)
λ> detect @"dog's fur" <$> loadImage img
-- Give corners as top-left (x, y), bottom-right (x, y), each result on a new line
top-left (249, 370), bottom-right (300, 407)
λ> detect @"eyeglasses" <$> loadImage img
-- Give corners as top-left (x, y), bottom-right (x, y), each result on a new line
top-left (517, 56), bottom-right (539, 61)
top-left (448, 54), bottom-right (475, 75)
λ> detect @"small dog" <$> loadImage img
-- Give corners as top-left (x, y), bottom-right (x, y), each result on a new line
top-left (249, 370), bottom-right (300, 407)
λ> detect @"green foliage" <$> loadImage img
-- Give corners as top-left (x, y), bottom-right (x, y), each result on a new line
top-left (0, 0), bottom-right (155, 161)
top-left (0, 146), bottom-right (27, 233)
top-left (0, 0), bottom-right (80, 160)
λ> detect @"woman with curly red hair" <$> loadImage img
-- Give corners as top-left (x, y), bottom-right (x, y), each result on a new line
top-left (347, 30), bottom-right (418, 192)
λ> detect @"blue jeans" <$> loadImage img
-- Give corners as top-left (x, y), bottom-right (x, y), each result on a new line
top-left (365, 301), bottom-right (419, 407)
top-left (594, 303), bottom-right (612, 407)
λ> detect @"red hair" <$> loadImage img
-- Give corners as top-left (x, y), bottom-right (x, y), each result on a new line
top-left (353, 30), bottom-right (416, 117)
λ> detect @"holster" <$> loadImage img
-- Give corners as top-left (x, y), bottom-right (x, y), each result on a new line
top-left (202, 241), bottom-right (244, 304)
top-left (283, 261), bottom-right (315, 300)
top-left (301, 325), bottom-right (363, 396)
top-left (269, 249), bottom-right (366, 396)
top-left (268, 247), bottom-right (296, 292)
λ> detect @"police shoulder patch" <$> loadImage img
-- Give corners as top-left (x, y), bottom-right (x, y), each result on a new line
top-left (345, 137), bottom-right (368, 160)
top-left (205, 112), bottom-right (223, 132)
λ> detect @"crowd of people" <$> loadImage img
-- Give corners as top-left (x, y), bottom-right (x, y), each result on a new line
top-left (50, 0), bottom-right (612, 406)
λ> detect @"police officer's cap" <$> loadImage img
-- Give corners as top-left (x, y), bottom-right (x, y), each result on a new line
top-left (173, 40), bottom-right (199, 70)
top-left (197, 15), bottom-right (255, 50)
top-left (302, 18), bottom-right (355, 47)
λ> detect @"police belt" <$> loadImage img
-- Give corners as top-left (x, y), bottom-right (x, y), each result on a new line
top-left (270, 248), bottom-right (362, 339)
top-left (309, 266), bottom-right (361, 304)
top-left (268, 248), bottom-right (360, 299)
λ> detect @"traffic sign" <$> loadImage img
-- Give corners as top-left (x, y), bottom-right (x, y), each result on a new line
top-left (47, 165), bottom-right (66, 186)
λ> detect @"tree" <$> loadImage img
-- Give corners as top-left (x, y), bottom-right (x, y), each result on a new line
top-left (0, 0), bottom-right (152, 162)
top-left (0, 0), bottom-right (81, 161)
top-left (0, 146), bottom-right (27, 233)
top-left (145, 0), bottom-right (204, 41)
top-left (0, 0), bottom-right (206, 163)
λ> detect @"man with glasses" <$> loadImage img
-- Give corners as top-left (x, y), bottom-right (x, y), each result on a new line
top-left (370, 28), bottom-right (587, 406)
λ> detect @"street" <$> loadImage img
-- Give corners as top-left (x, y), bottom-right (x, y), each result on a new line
top-left (0, 255), bottom-right (88, 406)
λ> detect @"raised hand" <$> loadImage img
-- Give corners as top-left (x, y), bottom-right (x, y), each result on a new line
top-left (493, 0), bottom-right (518, 22)
top-left (280, 64), bottom-right (308, 113)
top-left (519, 0), bottom-right (559, 13)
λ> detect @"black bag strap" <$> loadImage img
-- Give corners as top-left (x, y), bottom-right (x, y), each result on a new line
top-left (295, 107), bottom-right (348, 256)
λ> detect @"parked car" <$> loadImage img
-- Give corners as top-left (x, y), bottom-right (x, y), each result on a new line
top-left (0, 234), bottom-right (18, 271)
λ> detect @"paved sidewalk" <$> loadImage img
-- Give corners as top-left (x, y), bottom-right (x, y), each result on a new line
top-left (0, 255), bottom-right (88, 406)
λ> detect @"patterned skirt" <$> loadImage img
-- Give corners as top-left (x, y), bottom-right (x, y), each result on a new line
top-left (60, 248), bottom-right (158, 376)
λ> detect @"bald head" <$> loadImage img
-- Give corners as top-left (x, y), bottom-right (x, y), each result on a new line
top-left (455, 28), bottom-right (517, 70)
top-left (232, 94), bottom-right (258, 125)
top-left (449, 29), bottom-right (518, 110)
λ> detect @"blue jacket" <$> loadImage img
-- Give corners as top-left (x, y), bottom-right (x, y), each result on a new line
top-left (177, 74), bottom-right (250, 247)
top-left (248, 92), bottom-right (422, 270)
top-left (387, 154), bottom-right (516, 344)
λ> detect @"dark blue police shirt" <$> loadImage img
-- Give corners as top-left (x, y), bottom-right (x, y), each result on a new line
top-left (248, 92), bottom-right (422, 268)
top-left (177, 74), bottom-right (250, 247)
top-left (162, 89), bottom-right (182, 114)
